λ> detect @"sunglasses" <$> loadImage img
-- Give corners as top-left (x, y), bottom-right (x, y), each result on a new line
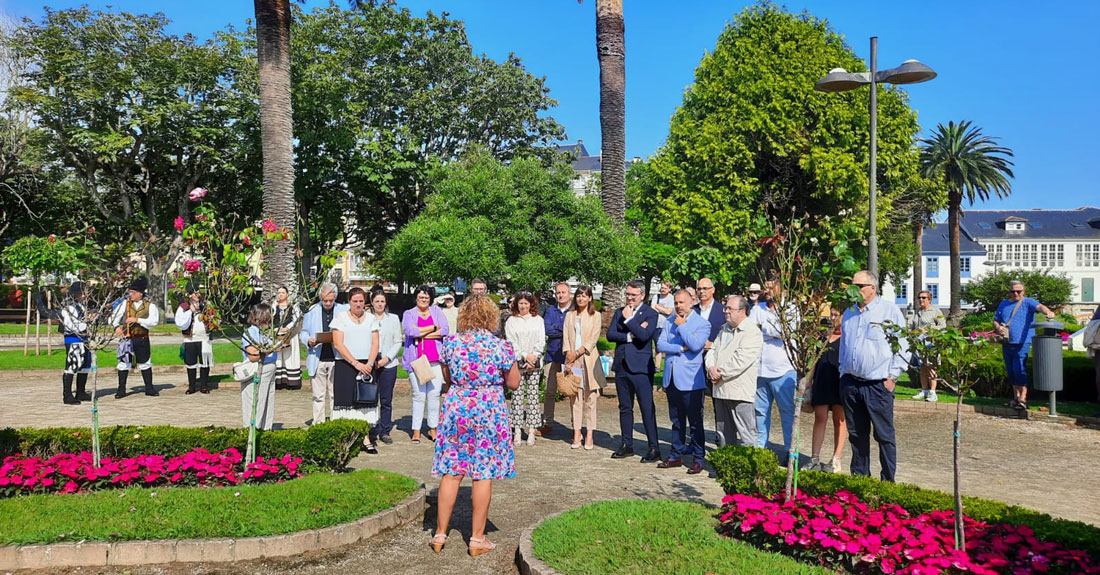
top-left (1010, 290), bottom-right (1023, 294)
top-left (918, 296), bottom-right (930, 300)
top-left (853, 283), bottom-right (873, 288)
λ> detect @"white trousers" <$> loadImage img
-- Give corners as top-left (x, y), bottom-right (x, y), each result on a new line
top-left (409, 362), bottom-right (443, 431)
top-left (241, 362), bottom-right (277, 431)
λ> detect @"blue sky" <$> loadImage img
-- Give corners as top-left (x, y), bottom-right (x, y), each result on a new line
top-left (4, 0), bottom-right (1097, 211)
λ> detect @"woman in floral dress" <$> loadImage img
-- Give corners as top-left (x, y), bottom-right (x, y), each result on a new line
top-left (431, 294), bottom-right (520, 557)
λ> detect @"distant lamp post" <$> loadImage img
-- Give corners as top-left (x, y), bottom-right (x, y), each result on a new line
top-left (815, 37), bottom-right (936, 278)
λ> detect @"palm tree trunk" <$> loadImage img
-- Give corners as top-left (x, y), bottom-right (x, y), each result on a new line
top-left (596, 0), bottom-right (625, 324)
top-left (948, 190), bottom-right (962, 323)
top-left (912, 220), bottom-right (923, 300)
top-left (255, 0), bottom-right (297, 296)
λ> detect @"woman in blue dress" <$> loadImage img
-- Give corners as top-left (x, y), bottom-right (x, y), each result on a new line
top-left (430, 294), bottom-right (520, 557)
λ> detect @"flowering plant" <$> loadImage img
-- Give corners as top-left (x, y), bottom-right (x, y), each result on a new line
top-left (718, 491), bottom-right (1100, 574)
top-left (0, 448), bottom-right (301, 497)
top-left (188, 187), bottom-right (208, 201)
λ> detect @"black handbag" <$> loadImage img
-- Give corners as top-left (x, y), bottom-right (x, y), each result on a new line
top-left (354, 373), bottom-right (379, 406)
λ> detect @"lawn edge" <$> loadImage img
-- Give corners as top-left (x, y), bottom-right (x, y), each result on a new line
top-left (516, 507), bottom-right (569, 575)
top-left (0, 483), bottom-right (426, 570)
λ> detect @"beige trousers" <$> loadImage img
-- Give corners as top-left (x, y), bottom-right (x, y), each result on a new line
top-left (570, 386), bottom-right (599, 432)
top-left (311, 360), bottom-right (336, 424)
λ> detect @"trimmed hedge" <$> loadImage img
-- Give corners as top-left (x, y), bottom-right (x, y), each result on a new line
top-left (969, 350), bottom-right (1096, 400)
top-left (0, 420), bottom-right (369, 472)
top-left (707, 446), bottom-right (1100, 559)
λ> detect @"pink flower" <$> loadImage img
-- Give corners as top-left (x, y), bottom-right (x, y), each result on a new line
top-left (174, 216), bottom-right (185, 231)
top-left (189, 187), bottom-right (208, 201)
top-left (262, 220), bottom-right (277, 233)
top-left (183, 259), bottom-right (201, 273)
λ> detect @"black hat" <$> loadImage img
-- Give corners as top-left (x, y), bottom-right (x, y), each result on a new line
top-left (68, 281), bottom-right (85, 298)
top-left (128, 276), bottom-right (148, 293)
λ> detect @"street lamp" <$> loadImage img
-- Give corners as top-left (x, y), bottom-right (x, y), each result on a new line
top-left (815, 37), bottom-right (936, 279)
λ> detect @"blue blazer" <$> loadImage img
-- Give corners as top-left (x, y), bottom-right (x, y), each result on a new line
top-left (299, 302), bottom-right (349, 377)
top-left (693, 301), bottom-right (725, 343)
top-left (543, 304), bottom-right (571, 363)
top-left (606, 304), bottom-right (658, 375)
top-left (656, 312), bottom-right (711, 391)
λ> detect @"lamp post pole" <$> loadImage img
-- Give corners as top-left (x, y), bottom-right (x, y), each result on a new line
top-left (868, 37), bottom-right (878, 278)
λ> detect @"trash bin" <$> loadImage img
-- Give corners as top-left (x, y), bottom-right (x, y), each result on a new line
top-left (1031, 321), bottom-right (1064, 416)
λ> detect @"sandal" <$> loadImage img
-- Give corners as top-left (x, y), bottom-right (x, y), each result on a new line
top-left (430, 533), bottom-right (447, 553)
top-left (411, 436), bottom-right (422, 445)
top-left (364, 444), bottom-right (378, 455)
top-left (469, 536), bottom-right (495, 557)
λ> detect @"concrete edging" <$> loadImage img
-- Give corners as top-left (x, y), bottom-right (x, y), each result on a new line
top-left (893, 397), bottom-right (1100, 426)
top-left (0, 484), bottom-right (426, 571)
top-left (515, 509), bottom-right (569, 575)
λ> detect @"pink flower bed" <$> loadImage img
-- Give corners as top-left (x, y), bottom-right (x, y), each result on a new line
top-left (719, 491), bottom-right (1099, 575)
top-left (0, 448), bottom-right (301, 496)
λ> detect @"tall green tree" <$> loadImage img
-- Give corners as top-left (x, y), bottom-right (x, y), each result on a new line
top-left (381, 149), bottom-right (640, 290)
top-left (292, 2), bottom-right (564, 268)
top-left (254, 0), bottom-right (297, 294)
top-left (635, 3), bottom-right (920, 286)
top-left (920, 120), bottom-right (1014, 321)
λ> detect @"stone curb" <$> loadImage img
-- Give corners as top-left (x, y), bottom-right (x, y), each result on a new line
top-left (893, 397), bottom-right (1100, 426)
top-left (515, 509), bottom-right (569, 575)
top-left (0, 484), bottom-right (426, 571)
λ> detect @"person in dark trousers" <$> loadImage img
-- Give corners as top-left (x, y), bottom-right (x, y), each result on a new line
top-left (59, 281), bottom-right (93, 404)
top-left (111, 276), bottom-right (160, 398)
top-left (606, 280), bottom-right (661, 462)
top-left (539, 282), bottom-right (572, 435)
top-left (838, 270), bottom-right (909, 482)
top-left (655, 290), bottom-right (712, 474)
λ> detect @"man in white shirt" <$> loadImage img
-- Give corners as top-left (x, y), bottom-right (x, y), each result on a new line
top-left (705, 295), bottom-right (763, 447)
top-left (111, 276), bottom-right (160, 398)
top-left (748, 278), bottom-right (798, 461)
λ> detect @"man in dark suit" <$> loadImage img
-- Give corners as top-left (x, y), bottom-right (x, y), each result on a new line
top-left (606, 280), bottom-right (661, 462)
top-left (693, 277), bottom-right (725, 350)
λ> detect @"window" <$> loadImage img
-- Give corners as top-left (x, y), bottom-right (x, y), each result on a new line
top-left (960, 257), bottom-right (971, 278)
top-left (895, 282), bottom-right (908, 305)
top-left (926, 257), bottom-right (939, 278)
top-left (1078, 244), bottom-right (1100, 268)
top-left (925, 283), bottom-right (939, 305)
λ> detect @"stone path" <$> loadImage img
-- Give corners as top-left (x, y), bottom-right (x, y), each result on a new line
top-left (3, 371), bottom-right (1099, 575)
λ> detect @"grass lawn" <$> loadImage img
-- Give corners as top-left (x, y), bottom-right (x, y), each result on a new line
top-left (893, 382), bottom-right (1099, 417)
top-left (0, 468), bottom-right (418, 546)
top-left (532, 499), bottom-right (832, 575)
top-left (0, 342), bottom-right (247, 371)
top-left (0, 323), bottom-right (181, 335)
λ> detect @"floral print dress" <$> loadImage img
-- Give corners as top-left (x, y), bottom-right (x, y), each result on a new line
top-left (432, 329), bottom-right (516, 480)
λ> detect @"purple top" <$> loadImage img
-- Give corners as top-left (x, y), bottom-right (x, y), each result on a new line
top-left (402, 305), bottom-right (450, 369)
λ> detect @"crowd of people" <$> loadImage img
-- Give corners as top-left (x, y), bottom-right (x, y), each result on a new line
top-left (49, 270), bottom-right (1095, 555)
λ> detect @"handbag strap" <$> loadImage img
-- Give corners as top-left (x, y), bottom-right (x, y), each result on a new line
top-left (1004, 299), bottom-right (1024, 328)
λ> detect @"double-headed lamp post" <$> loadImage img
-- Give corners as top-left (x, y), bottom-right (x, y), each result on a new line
top-left (814, 37), bottom-right (936, 279)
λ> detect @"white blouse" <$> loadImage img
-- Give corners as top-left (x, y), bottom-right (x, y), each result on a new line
top-left (505, 313), bottom-right (546, 358)
top-left (330, 311), bottom-right (379, 360)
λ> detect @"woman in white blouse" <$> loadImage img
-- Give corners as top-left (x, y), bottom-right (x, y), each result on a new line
top-left (175, 284), bottom-right (213, 394)
top-left (504, 291), bottom-right (546, 445)
top-left (330, 287), bottom-right (381, 454)
top-left (369, 287), bottom-right (403, 445)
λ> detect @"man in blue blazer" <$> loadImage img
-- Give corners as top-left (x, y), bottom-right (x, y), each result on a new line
top-left (656, 289), bottom-right (712, 474)
top-left (606, 280), bottom-right (661, 462)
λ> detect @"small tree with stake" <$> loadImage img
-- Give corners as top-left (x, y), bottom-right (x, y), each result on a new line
top-left (881, 323), bottom-right (998, 550)
top-left (175, 187), bottom-right (336, 463)
top-left (755, 213), bottom-right (863, 501)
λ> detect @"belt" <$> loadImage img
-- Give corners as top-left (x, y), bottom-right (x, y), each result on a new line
top-left (843, 374), bottom-right (882, 384)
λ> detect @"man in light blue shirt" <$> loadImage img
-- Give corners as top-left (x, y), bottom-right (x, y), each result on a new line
top-left (838, 270), bottom-right (910, 482)
top-left (992, 280), bottom-right (1055, 410)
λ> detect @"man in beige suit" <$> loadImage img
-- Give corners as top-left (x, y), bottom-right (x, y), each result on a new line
top-left (705, 295), bottom-right (763, 447)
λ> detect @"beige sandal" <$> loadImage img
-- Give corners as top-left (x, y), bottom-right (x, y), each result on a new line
top-left (430, 533), bottom-right (447, 553)
top-left (468, 536), bottom-right (495, 557)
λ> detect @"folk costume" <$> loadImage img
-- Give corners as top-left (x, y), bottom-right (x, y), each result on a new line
top-left (111, 276), bottom-right (160, 397)
top-left (272, 300), bottom-right (303, 390)
top-left (60, 282), bottom-right (93, 405)
top-left (175, 286), bottom-right (213, 394)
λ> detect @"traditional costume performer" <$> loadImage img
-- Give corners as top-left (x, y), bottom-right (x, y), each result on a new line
top-left (111, 276), bottom-right (160, 397)
top-left (175, 283), bottom-right (213, 394)
top-left (60, 281), bottom-right (93, 405)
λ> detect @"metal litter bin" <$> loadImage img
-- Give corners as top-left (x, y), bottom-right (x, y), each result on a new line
top-left (1031, 321), bottom-right (1064, 415)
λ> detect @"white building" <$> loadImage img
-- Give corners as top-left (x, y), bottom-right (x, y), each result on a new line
top-left (884, 207), bottom-right (1100, 315)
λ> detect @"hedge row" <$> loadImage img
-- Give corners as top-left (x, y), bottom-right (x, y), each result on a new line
top-left (0, 420), bottom-right (369, 472)
top-left (707, 446), bottom-right (1100, 559)
top-left (966, 350), bottom-right (1096, 400)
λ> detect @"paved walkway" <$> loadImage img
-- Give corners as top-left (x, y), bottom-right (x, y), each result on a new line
top-left (3, 371), bottom-right (1099, 575)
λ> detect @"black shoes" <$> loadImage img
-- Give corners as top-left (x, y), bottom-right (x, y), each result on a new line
top-left (611, 445), bottom-right (634, 459)
top-left (63, 396), bottom-right (81, 405)
top-left (115, 388), bottom-right (127, 399)
top-left (77, 392), bottom-right (92, 401)
top-left (380, 435), bottom-right (393, 445)
top-left (640, 449), bottom-right (661, 463)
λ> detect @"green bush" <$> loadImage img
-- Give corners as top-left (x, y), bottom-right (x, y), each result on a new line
top-left (0, 420), bottom-right (369, 472)
top-left (708, 446), bottom-right (1100, 558)
top-left (597, 337), bottom-right (614, 352)
top-left (958, 311), bottom-right (994, 334)
top-left (968, 350), bottom-right (1096, 401)
top-left (960, 269), bottom-right (1073, 313)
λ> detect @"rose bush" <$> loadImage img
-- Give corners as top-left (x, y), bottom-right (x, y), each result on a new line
top-left (0, 448), bottom-right (301, 496)
top-left (719, 491), bottom-right (1099, 575)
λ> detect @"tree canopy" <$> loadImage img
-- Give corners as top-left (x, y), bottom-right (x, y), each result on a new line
top-left (634, 2), bottom-right (921, 286)
top-left (960, 269), bottom-right (1072, 313)
top-left (381, 149), bottom-right (640, 290)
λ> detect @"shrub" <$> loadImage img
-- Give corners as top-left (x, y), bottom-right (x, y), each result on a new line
top-left (708, 446), bottom-right (1100, 558)
top-left (0, 420), bottom-right (368, 472)
top-left (961, 269), bottom-right (1073, 313)
top-left (969, 350), bottom-right (1096, 401)
top-left (958, 311), bottom-right (994, 334)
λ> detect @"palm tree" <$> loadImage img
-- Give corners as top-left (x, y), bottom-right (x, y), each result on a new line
top-left (254, 0), bottom-right (297, 295)
top-left (920, 121), bottom-right (1014, 322)
top-left (595, 0), bottom-right (626, 317)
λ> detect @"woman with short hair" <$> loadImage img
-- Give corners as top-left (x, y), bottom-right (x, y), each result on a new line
top-left (505, 290), bottom-right (545, 445)
top-left (430, 294), bottom-right (520, 556)
top-left (330, 286), bottom-right (381, 454)
top-left (402, 285), bottom-right (449, 443)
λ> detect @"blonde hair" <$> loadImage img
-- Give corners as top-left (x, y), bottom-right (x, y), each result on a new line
top-left (457, 294), bottom-right (499, 332)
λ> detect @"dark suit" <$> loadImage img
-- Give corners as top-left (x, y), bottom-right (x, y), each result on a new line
top-left (606, 304), bottom-right (659, 451)
top-left (693, 301), bottom-right (725, 345)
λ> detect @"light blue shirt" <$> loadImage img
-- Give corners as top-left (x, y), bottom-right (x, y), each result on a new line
top-left (655, 311), bottom-right (711, 391)
top-left (839, 296), bottom-right (910, 381)
top-left (241, 325), bottom-right (277, 365)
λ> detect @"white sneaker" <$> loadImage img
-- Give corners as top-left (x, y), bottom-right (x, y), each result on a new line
top-left (912, 390), bottom-right (927, 400)
top-left (514, 428), bottom-right (522, 445)
top-left (926, 391), bottom-right (938, 402)
top-left (527, 429), bottom-right (536, 446)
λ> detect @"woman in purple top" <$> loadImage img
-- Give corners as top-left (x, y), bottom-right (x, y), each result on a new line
top-left (403, 285), bottom-right (450, 443)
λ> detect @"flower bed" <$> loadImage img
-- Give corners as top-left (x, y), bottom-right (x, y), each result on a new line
top-left (0, 448), bottom-right (301, 496)
top-left (719, 491), bottom-right (1100, 575)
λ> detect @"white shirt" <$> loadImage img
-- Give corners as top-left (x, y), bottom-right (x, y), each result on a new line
top-left (505, 313), bottom-right (546, 358)
top-left (110, 299), bottom-right (159, 330)
top-left (574, 317), bottom-right (585, 351)
top-left (330, 311), bottom-right (379, 360)
top-left (651, 292), bottom-right (674, 322)
top-left (372, 312), bottom-right (402, 369)
top-left (748, 302), bottom-right (797, 378)
top-left (175, 305), bottom-right (209, 343)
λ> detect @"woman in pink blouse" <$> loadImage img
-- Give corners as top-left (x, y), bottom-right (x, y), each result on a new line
top-left (402, 285), bottom-right (450, 443)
